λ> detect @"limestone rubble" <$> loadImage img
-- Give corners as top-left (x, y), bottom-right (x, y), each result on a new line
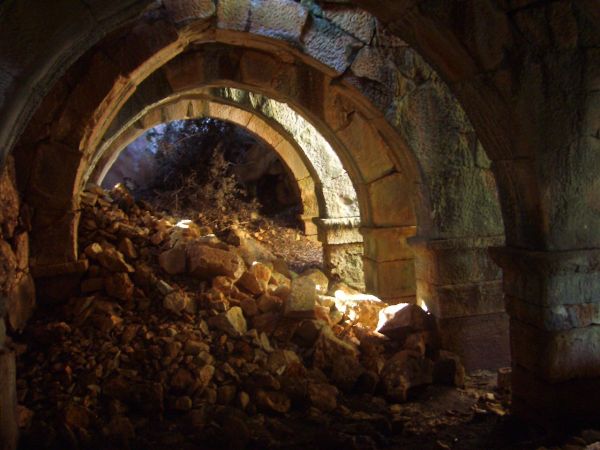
top-left (14, 184), bottom-right (485, 449)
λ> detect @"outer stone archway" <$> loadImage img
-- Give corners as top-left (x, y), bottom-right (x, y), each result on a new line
top-left (17, 37), bottom-right (422, 307)
top-left (8, 1), bottom-right (509, 372)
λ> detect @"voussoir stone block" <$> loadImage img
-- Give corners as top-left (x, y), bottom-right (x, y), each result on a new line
top-left (246, 115), bottom-right (284, 149)
top-left (302, 16), bottom-right (363, 74)
top-left (240, 50), bottom-right (283, 88)
top-left (335, 112), bottom-right (394, 183)
top-left (164, 0), bottom-right (216, 23)
top-left (163, 52), bottom-right (207, 92)
top-left (273, 139), bottom-right (310, 181)
top-left (248, 0), bottom-right (308, 43)
top-left (506, 296), bottom-right (600, 331)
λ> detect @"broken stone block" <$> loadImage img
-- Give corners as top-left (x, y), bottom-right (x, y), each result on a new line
top-left (103, 416), bottom-right (135, 448)
top-left (6, 273), bottom-right (35, 332)
top-left (163, 290), bottom-right (195, 315)
top-left (81, 277), bottom-right (104, 294)
top-left (187, 243), bottom-right (245, 280)
top-left (212, 276), bottom-right (234, 295)
top-left (208, 306), bottom-right (247, 337)
top-left (117, 237), bottom-right (137, 259)
top-left (301, 268), bottom-right (329, 294)
top-left (404, 332), bottom-right (429, 356)
top-left (284, 276), bottom-right (317, 318)
top-left (378, 304), bottom-right (434, 341)
top-left (170, 368), bottom-right (195, 394)
top-left (227, 227), bottom-right (276, 266)
top-left (85, 243), bottom-right (134, 273)
top-left (313, 326), bottom-right (362, 390)
top-left (93, 312), bottom-right (124, 333)
top-left (237, 262), bottom-right (272, 295)
top-left (159, 246), bottom-right (186, 275)
top-left (196, 364), bottom-right (215, 390)
top-left (255, 390), bottom-right (291, 414)
top-left (329, 284), bottom-right (386, 329)
top-left (239, 297), bottom-right (258, 317)
top-left (257, 293), bottom-right (282, 313)
top-left (380, 350), bottom-right (434, 402)
top-left (433, 351), bottom-right (465, 388)
top-left (314, 304), bottom-right (331, 324)
top-left (270, 271), bottom-right (291, 288)
top-left (63, 403), bottom-right (95, 431)
top-left (105, 272), bottom-right (134, 302)
top-left (217, 385), bottom-right (237, 405)
top-left (252, 312), bottom-right (280, 335)
top-left (267, 349), bottom-right (302, 376)
top-left (308, 382), bottom-right (338, 412)
top-left (104, 376), bottom-right (164, 416)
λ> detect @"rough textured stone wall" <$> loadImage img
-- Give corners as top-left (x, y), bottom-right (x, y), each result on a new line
top-left (0, 156), bottom-right (34, 334)
top-left (0, 155), bottom-right (32, 450)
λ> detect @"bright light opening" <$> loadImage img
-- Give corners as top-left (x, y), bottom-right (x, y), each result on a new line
top-left (175, 219), bottom-right (192, 229)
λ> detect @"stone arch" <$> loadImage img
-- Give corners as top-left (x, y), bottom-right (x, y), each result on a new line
top-left (16, 34), bottom-right (422, 306)
top-left (89, 91), bottom-right (372, 285)
top-left (91, 88), bottom-right (358, 222)
top-left (91, 95), bottom-right (323, 234)
top-left (0, 0), bottom-right (598, 426)
top-left (9, 3), bottom-right (508, 369)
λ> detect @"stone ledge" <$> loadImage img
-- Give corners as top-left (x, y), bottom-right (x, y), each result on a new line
top-left (490, 246), bottom-right (600, 275)
top-left (507, 295), bottom-right (600, 331)
top-left (409, 234), bottom-right (505, 250)
top-left (315, 217), bottom-right (362, 245)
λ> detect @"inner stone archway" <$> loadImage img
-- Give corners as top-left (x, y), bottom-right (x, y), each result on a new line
top-left (91, 91), bottom-right (368, 287)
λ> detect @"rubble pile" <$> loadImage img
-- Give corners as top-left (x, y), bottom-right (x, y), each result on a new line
top-left (15, 184), bottom-right (501, 450)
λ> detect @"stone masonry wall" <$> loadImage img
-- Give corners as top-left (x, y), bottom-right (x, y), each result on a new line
top-left (0, 154), bottom-right (33, 450)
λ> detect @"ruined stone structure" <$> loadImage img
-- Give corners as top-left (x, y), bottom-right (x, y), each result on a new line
top-left (0, 0), bottom-right (598, 447)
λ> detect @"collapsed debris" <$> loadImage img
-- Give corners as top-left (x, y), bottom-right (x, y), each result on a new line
top-left (14, 184), bottom-right (505, 449)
